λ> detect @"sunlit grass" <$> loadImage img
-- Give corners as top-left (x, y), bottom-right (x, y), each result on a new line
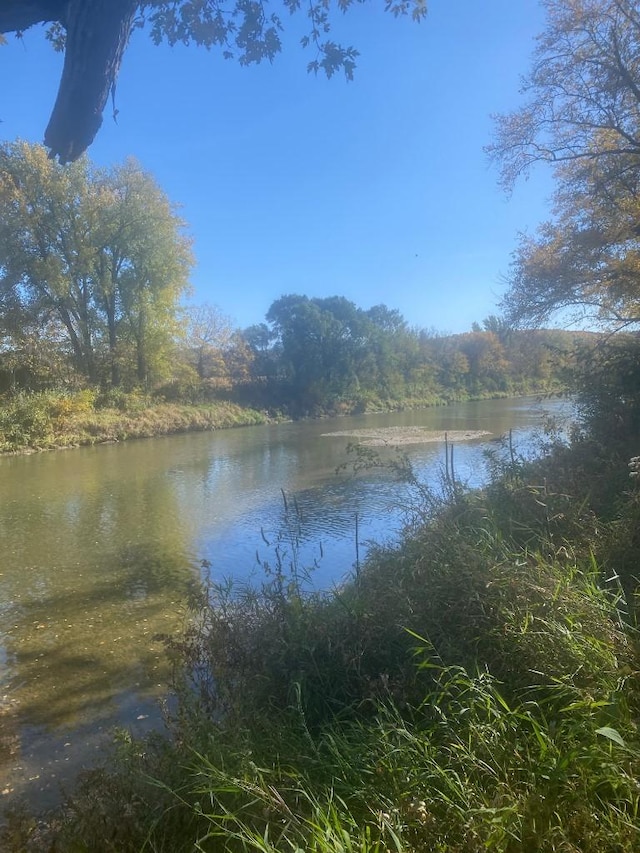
top-left (0, 390), bottom-right (269, 452)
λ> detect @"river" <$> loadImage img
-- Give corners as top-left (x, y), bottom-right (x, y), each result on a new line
top-left (0, 396), bottom-right (572, 811)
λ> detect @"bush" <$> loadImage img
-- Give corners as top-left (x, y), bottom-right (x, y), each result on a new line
top-left (46, 388), bottom-right (97, 420)
top-left (0, 392), bottom-right (54, 450)
top-left (50, 530), bottom-right (640, 851)
top-left (572, 334), bottom-right (640, 450)
top-left (94, 387), bottom-right (150, 413)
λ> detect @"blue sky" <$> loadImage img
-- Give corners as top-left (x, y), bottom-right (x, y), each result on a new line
top-left (0, 1), bottom-right (553, 334)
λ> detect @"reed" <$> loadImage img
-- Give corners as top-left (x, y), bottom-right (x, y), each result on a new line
top-left (31, 469), bottom-right (640, 852)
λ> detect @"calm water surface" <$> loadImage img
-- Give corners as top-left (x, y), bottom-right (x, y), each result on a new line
top-left (0, 396), bottom-right (572, 809)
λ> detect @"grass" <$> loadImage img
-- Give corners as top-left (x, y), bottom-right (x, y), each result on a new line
top-left (0, 389), bottom-right (270, 453)
top-left (0, 383), bottom-right (564, 454)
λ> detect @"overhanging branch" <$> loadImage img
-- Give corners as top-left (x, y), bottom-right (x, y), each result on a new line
top-left (0, 1), bottom-right (66, 34)
top-left (2, 0), bottom-right (138, 164)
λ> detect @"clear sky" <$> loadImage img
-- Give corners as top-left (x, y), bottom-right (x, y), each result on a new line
top-left (0, 1), bottom-right (553, 334)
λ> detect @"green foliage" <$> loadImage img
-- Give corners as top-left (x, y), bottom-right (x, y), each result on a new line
top-left (241, 294), bottom-right (579, 416)
top-left (0, 232), bottom-right (584, 413)
top-left (0, 388), bottom-right (103, 450)
top-left (0, 304), bottom-right (595, 451)
top-left (0, 141), bottom-right (192, 388)
top-left (0, 392), bottom-right (54, 450)
top-left (265, 294), bottom-right (373, 412)
top-left (0, 388), bottom-right (269, 451)
top-left (572, 334), bottom-right (640, 448)
top-left (93, 387), bottom-right (149, 414)
top-left (48, 547), bottom-right (640, 851)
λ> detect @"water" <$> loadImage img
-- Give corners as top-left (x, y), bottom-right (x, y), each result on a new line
top-left (0, 396), bottom-right (571, 810)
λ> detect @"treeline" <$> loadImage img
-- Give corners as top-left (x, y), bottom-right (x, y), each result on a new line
top-left (0, 142), bottom-right (592, 417)
top-left (2, 287), bottom-right (592, 417)
top-left (232, 296), bottom-right (591, 414)
top-left (164, 295), bottom-right (593, 416)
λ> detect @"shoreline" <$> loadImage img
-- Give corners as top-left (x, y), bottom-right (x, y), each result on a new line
top-left (0, 399), bottom-right (274, 457)
top-left (0, 389), bottom-right (566, 457)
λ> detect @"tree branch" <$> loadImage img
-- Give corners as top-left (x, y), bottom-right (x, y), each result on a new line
top-left (1, 0), bottom-right (138, 164)
top-left (0, 1), bottom-right (66, 34)
top-left (44, 0), bottom-right (138, 163)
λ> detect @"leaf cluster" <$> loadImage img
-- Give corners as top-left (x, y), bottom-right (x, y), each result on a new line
top-left (132, 0), bottom-right (427, 80)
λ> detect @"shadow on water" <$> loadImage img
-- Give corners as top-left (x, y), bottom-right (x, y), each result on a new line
top-left (0, 538), bottom-right (198, 810)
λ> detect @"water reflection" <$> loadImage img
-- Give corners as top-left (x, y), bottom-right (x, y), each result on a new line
top-left (0, 446), bottom-right (199, 806)
top-left (0, 396), bottom-right (571, 807)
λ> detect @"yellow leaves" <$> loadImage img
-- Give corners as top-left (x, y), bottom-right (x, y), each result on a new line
top-left (0, 140), bottom-right (194, 385)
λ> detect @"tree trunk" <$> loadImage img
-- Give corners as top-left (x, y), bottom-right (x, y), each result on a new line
top-left (108, 316), bottom-right (121, 387)
top-left (44, 0), bottom-right (138, 163)
top-left (56, 303), bottom-right (94, 381)
top-left (136, 309), bottom-right (147, 385)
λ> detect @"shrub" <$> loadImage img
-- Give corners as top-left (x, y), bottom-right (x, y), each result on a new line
top-left (0, 392), bottom-right (54, 450)
top-left (46, 388), bottom-right (97, 420)
top-left (94, 387), bottom-right (150, 413)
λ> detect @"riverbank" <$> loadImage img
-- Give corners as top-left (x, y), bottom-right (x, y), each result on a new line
top-left (0, 390), bottom-right (272, 454)
top-left (0, 385), bottom-right (563, 455)
top-left (5, 416), bottom-right (638, 852)
top-left (0, 396), bottom-right (567, 829)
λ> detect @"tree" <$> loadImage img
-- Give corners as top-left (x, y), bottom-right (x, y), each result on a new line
top-left (0, 0), bottom-right (427, 164)
top-left (240, 323), bottom-right (280, 381)
top-left (482, 314), bottom-right (511, 342)
top-left (456, 331), bottom-right (510, 393)
top-left (264, 294), bottom-right (417, 410)
top-left (490, 0), bottom-right (640, 328)
top-left (0, 141), bottom-right (192, 386)
top-left (503, 193), bottom-right (640, 328)
top-left (221, 331), bottom-right (255, 385)
top-left (266, 294), bottom-right (359, 407)
top-left (490, 0), bottom-right (640, 189)
top-left (362, 304), bottom-right (418, 395)
top-left (185, 303), bottom-right (234, 379)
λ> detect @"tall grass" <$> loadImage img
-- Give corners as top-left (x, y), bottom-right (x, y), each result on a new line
top-left (0, 388), bottom-right (269, 452)
top-left (22, 453), bottom-right (638, 853)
